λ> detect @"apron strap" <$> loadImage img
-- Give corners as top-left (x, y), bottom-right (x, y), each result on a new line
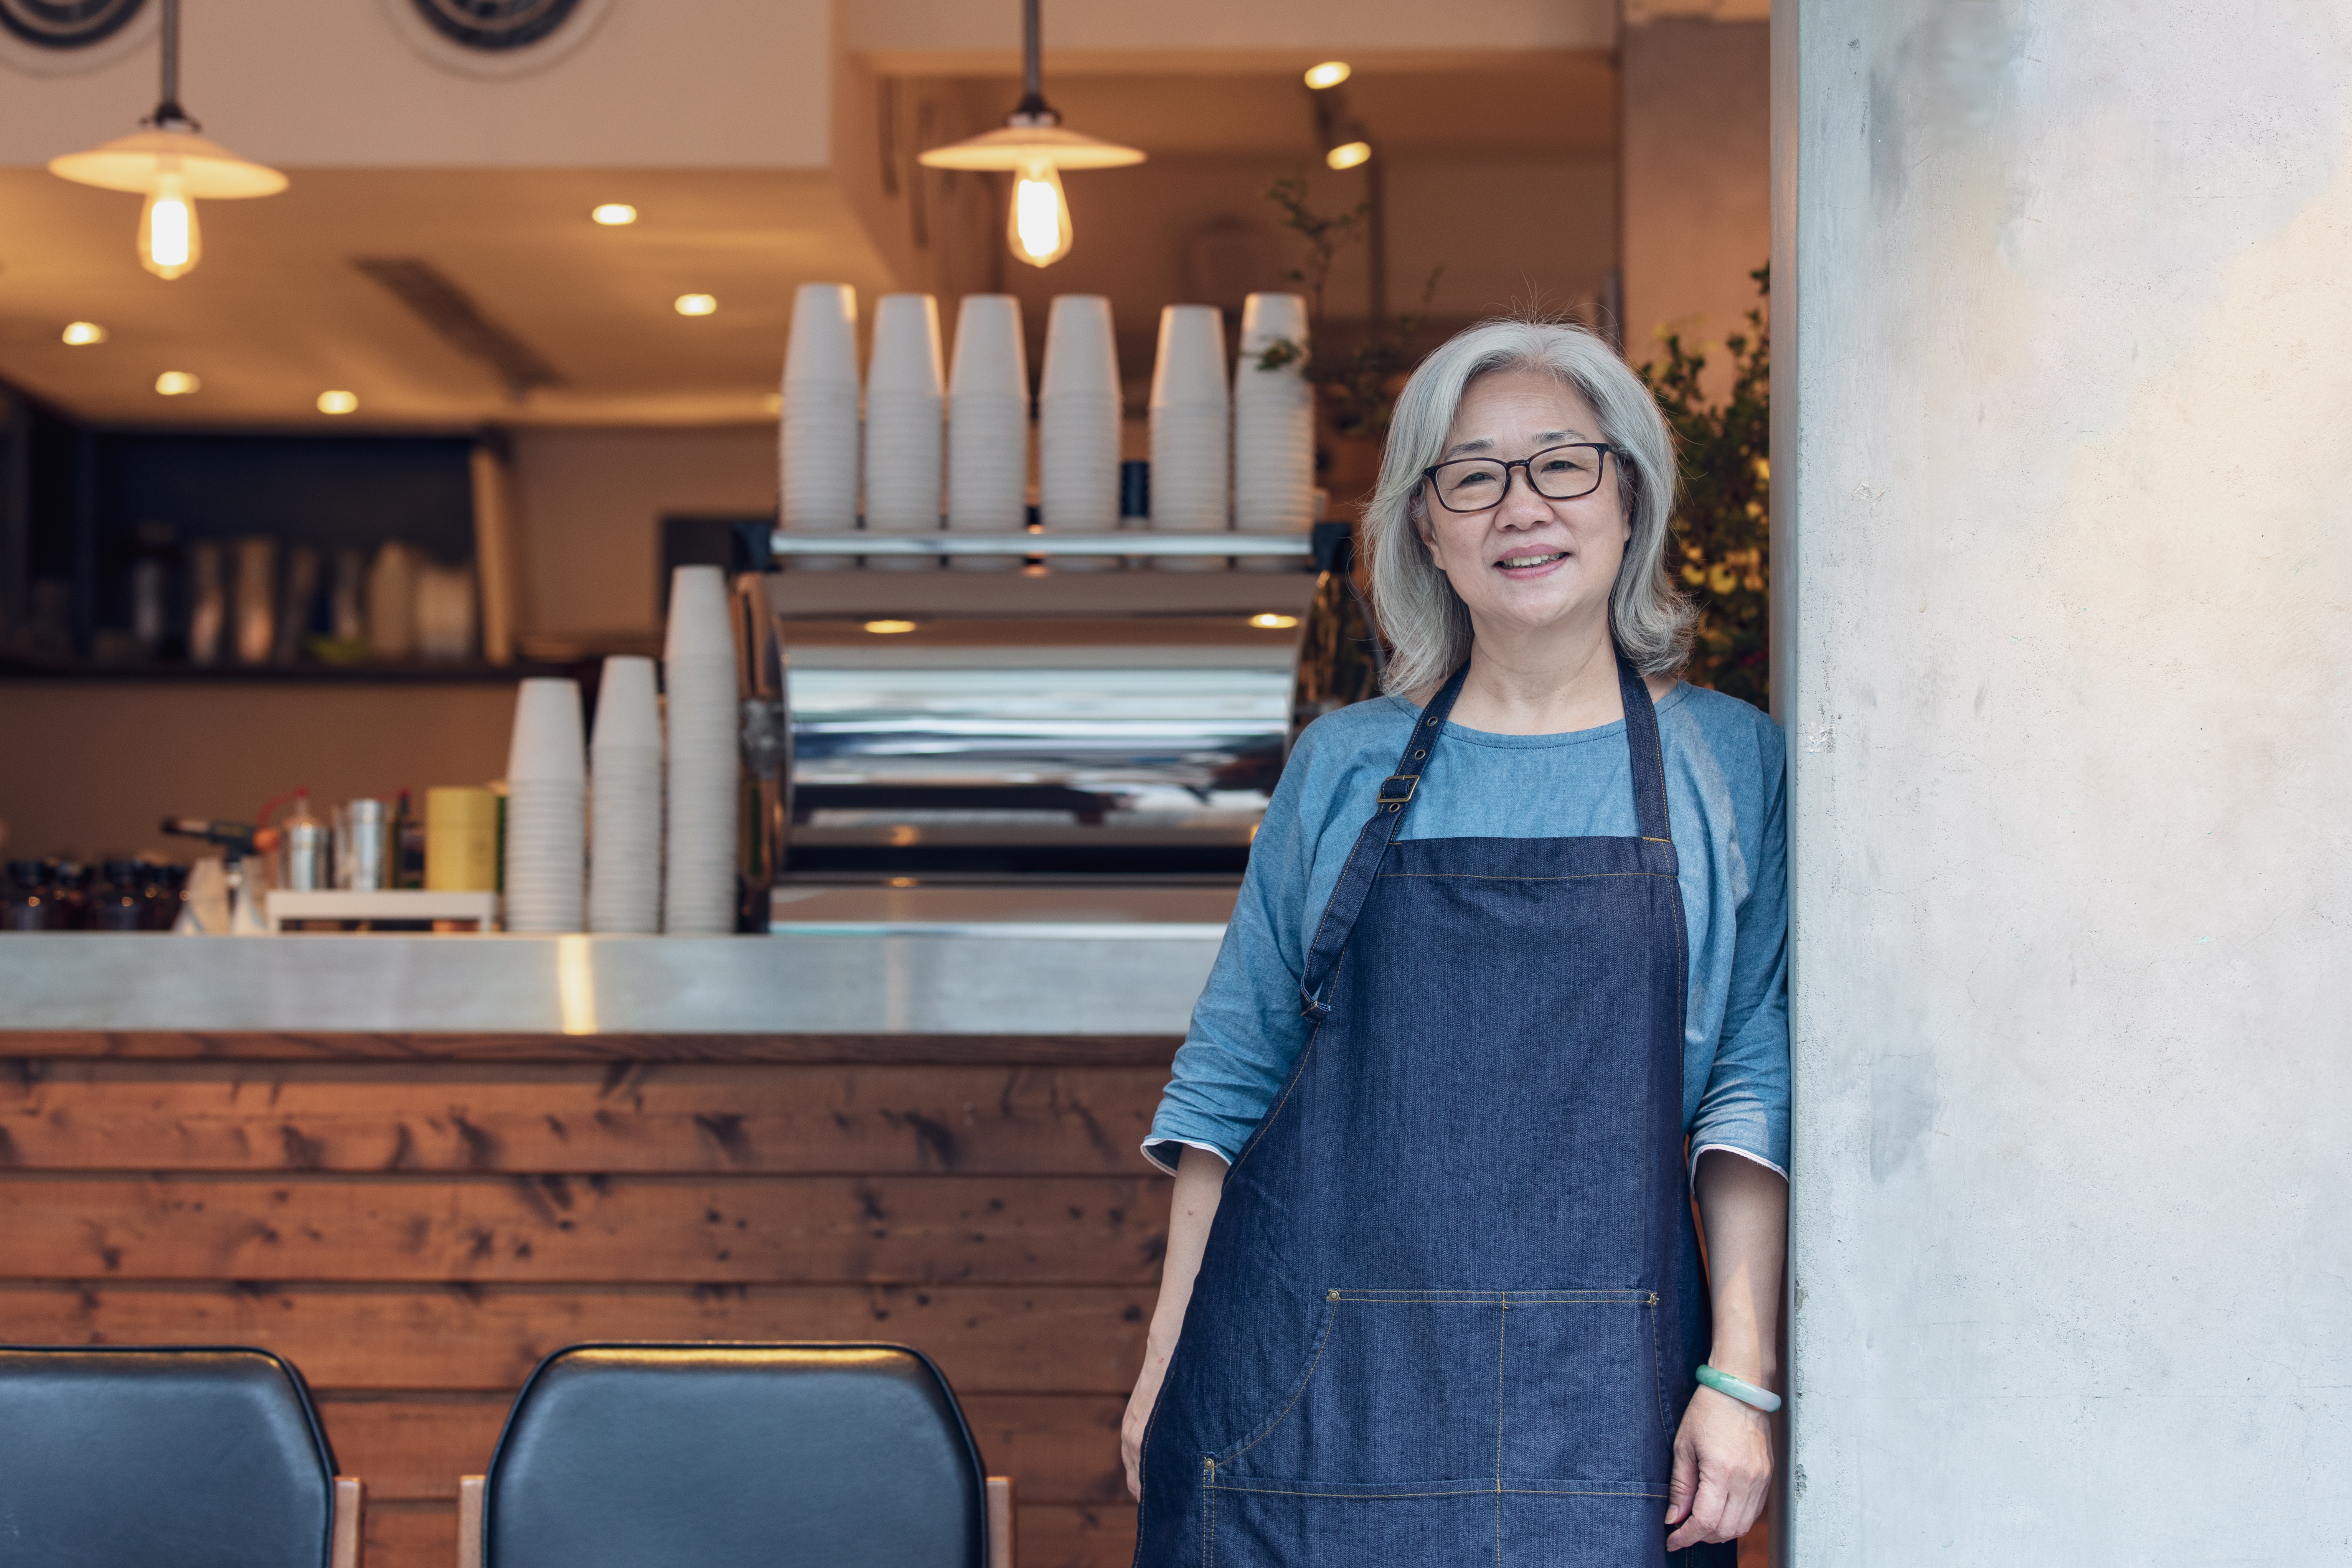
top-left (1298, 662), bottom-right (1472, 1019)
top-left (1615, 654), bottom-right (1674, 844)
top-left (1294, 653), bottom-right (1674, 1021)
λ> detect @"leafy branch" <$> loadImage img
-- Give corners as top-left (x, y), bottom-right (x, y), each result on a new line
top-left (1254, 173), bottom-right (1441, 443)
top-left (1638, 262), bottom-right (1771, 709)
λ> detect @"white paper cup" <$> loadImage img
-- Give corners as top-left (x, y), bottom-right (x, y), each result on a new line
top-left (507, 678), bottom-right (586, 784)
top-left (591, 656), bottom-right (661, 753)
top-left (1150, 304), bottom-right (1230, 410)
top-left (784, 283), bottom-right (860, 389)
top-left (1238, 291), bottom-right (1309, 360)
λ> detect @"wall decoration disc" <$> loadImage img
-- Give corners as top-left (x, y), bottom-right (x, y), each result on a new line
top-left (411, 0), bottom-right (577, 52)
top-left (378, 0), bottom-right (610, 79)
top-left (0, 0), bottom-right (155, 76)
top-left (0, 0), bottom-right (143, 48)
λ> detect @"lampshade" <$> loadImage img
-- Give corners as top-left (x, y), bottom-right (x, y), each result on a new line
top-left (918, 123), bottom-right (1144, 173)
top-left (49, 126), bottom-right (286, 199)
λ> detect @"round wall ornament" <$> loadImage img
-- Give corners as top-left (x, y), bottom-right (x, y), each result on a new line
top-left (378, 0), bottom-right (611, 79)
top-left (0, 0), bottom-right (158, 77)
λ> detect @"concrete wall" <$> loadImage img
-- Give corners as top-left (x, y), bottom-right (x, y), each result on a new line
top-left (1781, 2), bottom-right (2352, 1559)
top-left (1620, 18), bottom-right (1771, 389)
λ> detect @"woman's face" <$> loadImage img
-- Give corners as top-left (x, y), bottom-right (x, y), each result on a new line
top-left (1413, 367), bottom-right (1630, 641)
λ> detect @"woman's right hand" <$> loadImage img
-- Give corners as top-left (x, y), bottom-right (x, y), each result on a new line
top-left (1122, 1145), bottom-right (1231, 1502)
top-left (1120, 1334), bottom-right (1175, 1500)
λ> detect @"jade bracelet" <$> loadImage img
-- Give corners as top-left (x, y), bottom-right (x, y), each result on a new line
top-left (1694, 1364), bottom-right (1782, 1413)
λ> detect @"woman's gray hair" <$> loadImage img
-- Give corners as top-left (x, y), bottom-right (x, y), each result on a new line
top-left (1362, 318), bottom-right (1692, 695)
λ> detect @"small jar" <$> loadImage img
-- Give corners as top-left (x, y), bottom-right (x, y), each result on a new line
top-left (147, 862), bottom-right (190, 930)
top-left (88, 860), bottom-right (150, 932)
top-left (48, 862), bottom-right (90, 930)
top-left (2, 860), bottom-right (55, 931)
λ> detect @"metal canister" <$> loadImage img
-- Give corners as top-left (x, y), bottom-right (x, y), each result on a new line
top-left (277, 791), bottom-right (333, 891)
top-left (335, 798), bottom-right (393, 891)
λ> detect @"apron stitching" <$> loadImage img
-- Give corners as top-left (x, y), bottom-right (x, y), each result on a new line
top-left (1217, 1293), bottom-right (1342, 1467)
top-left (1205, 1483), bottom-right (1669, 1500)
top-left (1203, 1456), bottom-right (1214, 1568)
top-left (1229, 1016), bottom-right (1326, 1173)
top-left (1495, 1299), bottom-right (1508, 1567)
top-left (1377, 871), bottom-right (1677, 881)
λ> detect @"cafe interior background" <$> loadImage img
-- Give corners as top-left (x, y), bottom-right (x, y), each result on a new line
top-left (0, 1), bottom-right (1770, 1564)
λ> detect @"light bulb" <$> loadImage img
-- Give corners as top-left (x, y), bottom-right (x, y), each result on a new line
top-left (138, 170), bottom-right (200, 280)
top-left (1303, 61), bottom-right (1352, 90)
top-left (317, 390), bottom-right (358, 415)
top-left (674, 293), bottom-right (717, 316)
top-left (591, 203), bottom-right (637, 225)
top-left (1326, 140), bottom-right (1372, 171)
top-left (155, 371), bottom-right (200, 396)
top-left (62, 321), bottom-right (107, 346)
top-left (1008, 162), bottom-right (1072, 268)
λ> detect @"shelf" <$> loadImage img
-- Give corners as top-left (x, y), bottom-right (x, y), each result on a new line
top-left (0, 652), bottom-right (586, 683)
top-left (769, 528), bottom-right (1313, 558)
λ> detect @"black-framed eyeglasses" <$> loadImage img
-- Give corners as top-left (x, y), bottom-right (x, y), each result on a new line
top-left (1420, 443), bottom-right (1621, 513)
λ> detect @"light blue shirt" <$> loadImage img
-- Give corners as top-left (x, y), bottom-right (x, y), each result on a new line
top-left (1145, 682), bottom-right (1790, 1182)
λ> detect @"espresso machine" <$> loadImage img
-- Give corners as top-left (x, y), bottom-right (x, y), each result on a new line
top-left (728, 521), bottom-right (1381, 921)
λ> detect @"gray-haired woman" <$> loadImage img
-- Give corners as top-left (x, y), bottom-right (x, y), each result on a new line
top-left (1121, 319), bottom-right (1789, 1566)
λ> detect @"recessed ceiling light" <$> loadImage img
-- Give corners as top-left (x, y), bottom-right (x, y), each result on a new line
top-left (154, 371), bottom-right (200, 396)
top-left (1303, 61), bottom-right (1352, 90)
top-left (863, 619), bottom-right (917, 635)
top-left (674, 293), bottom-right (717, 317)
top-left (1326, 140), bottom-right (1372, 171)
top-left (591, 203), bottom-right (637, 226)
top-left (1249, 613), bottom-right (1300, 630)
top-left (61, 321), bottom-right (108, 346)
top-left (317, 390), bottom-right (358, 415)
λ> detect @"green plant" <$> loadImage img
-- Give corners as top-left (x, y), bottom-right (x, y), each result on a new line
top-left (1257, 174), bottom-right (1439, 443)
top-left (1639, 264), bottom-right (1771, 710)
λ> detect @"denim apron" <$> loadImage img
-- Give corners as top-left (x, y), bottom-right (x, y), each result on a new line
top-left (1136, 656), bottom-right (1730, 1568)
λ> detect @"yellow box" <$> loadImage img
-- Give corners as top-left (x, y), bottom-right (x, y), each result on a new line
top-left (425, 786), bottom-right (500, 892)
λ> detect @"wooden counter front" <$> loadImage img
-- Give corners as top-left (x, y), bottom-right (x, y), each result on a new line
top-left (0, 1032), bottom-right (1178, 1568)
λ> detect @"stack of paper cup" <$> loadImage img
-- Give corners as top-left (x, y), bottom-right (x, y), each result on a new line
top-left (947, 294), bottom-right (1029, 573)
top-left (863, 293), bottom-right (945, 570)
top-left (587, 654), bottom-right (663, 934)
top-left (1150, 304), bottom-right (1233, 571)
top-left (780, 283), bottom-right (861, 570)
top-left (662, 566), bottom-right (741, 934)
top-left (1037, 295), bottom-right (1122, 570)
top-left (1234, 291), bottom-right (1316, 572)
top-left (503, 678), bottom-right (586, 933)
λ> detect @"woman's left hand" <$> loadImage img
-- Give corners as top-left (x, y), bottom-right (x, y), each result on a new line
top-left (1663, 1384), bottom-right (1773, 1550)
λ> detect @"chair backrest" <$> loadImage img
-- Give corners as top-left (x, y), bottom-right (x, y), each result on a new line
top-left (485, 1342), bottom-right (987, 1568)
top-left (0, 1345), bottom-right (339, 1568)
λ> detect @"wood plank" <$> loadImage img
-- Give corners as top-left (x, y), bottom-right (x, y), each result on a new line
top-left (0, 1061), bottom-right (1169, 1174)
top-left (320, 1391), bottom-right (1129, 1506)
top-left (0, 1172), bottom-right (1168, 1284)
top-left (361, 1500), bottom-right (452, 1568)
top-left (0, 1281), bottom-right (1149, 1393)
top-left (1018, 1503), bottom-right (1138, 1568)
top-left (359, 1500), bottom-right (1136, 1568)
top-left (0, 1031), bottom-right (1183, 1065)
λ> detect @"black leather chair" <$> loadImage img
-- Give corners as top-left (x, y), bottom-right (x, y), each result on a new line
top-left (461, 1343), bottom-right (1013, 1568)
top-left (0, 1345), bottom-right (361, 1568)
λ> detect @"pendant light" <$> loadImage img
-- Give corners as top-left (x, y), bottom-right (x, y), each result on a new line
top-left (917, 0), bottom-right (1142, 269)
top-left (48, 0), bottom-right (287, 280)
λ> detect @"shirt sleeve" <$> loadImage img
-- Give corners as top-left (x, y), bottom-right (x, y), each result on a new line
top-left (1688, 715), bottom-right (1791, 1181)
top-left (1141, 721), bottom-right (1329, 1174)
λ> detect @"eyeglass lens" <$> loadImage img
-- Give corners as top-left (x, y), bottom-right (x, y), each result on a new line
top-left (1427, 445), bottom-right (1608, 511)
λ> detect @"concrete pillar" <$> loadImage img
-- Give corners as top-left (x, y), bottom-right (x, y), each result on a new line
top-left (1780, 2), bottom-right (2352, 1559)
top-left (1618, 7), bottom-right (1771, 389)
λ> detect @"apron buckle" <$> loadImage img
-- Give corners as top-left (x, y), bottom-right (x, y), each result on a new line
top-left (1376, 773), bottom-right (1420, 805)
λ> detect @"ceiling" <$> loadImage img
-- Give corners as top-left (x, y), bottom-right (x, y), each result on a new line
top-left (0, 167), bottom-right (896, 429)
top-left (0, 53), bottom-right (1613, 431)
